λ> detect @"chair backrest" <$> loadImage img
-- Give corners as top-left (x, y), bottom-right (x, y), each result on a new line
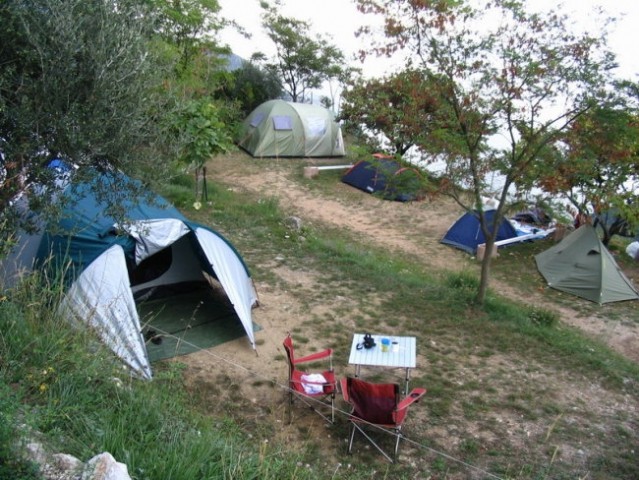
top-left (346, 377), bottom-right (399, 425)
top-left (283, 334), bottom-right (295, 373)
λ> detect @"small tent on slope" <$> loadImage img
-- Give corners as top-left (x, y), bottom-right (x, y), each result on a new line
top-left (441, 210), bottom-right (518, 254)
top-left (238, 99), bottom-right (345, 157)
top-left (1, 172), bottom-right (259, 379)
top-left (535, 224), bottom-right (639, 304)
top-left (341, 158), bottom-right (423, 202)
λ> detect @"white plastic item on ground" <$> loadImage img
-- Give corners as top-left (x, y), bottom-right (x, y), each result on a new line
top-left (626, 241), bottom-right (639, 261)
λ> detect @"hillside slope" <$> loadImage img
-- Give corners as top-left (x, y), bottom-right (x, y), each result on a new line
top-left (175, 152), bottom-right (639, 479)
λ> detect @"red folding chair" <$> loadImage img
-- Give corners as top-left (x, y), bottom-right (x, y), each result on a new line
top-left (283, 333), bottom-right (336, 423)
top-left (340, 376), bottom-right (426, 462)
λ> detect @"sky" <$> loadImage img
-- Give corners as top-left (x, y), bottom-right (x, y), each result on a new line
top-left (217, 0), bottom-right (378, 76)
top-left (217, 0), bottom-right (639, 81)
top-left (216, 0), bottom-right (639, 197)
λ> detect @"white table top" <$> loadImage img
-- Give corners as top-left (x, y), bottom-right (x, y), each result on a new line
top-left (348, 333), bottom-right (416, 369)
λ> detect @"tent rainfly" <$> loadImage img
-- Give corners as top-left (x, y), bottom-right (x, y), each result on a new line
top-left (535, 224), bottom-right (639, 304)
top-left (341, 158), bottom-right (423, 202)
top-left (1, 172), bottom-right (259, 379)
top-left (237, 99), bottom-right (345, 158)
top-left (440, 210), bottom-right (518, 255)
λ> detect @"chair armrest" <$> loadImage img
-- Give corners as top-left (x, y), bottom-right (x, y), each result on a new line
top-left (293, 348), bottom-right (333, 365)
top-left (396, 388), bottom-right (426, 412)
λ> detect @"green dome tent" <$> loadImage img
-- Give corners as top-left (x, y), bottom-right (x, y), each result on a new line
top-left (237, 99), bottom-right (345, 158)
top-left (535, 225), bottom-right (639, 304)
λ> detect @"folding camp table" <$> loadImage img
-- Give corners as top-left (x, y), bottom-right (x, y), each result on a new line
top-left (348, 333), bottom-right (417, 394)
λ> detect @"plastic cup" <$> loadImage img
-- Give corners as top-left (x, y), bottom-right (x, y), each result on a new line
top-left (392, 341), bottom-right (399, 353)
top-left (381, 338), bottom-right (390, 352)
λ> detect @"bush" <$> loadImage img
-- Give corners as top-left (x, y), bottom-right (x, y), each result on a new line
top-left (527, 306), bottom-right (559, 327)
top-left (444, 270), bottom-right (481, 304)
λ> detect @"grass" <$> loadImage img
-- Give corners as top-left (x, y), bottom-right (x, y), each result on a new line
top-left (171, 160), bottom-right (639, 477)
top-left (2, 155), bottom-right (639, 479)
top-left (0, 282), bottom-right (314, 480)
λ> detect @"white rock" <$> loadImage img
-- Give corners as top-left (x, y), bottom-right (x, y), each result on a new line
top-left (25, 441), bottom-right (48, 465)
top-left (51, 453), bottom-right (83, 473)
top-left (81, 452), bottom-right (131, 480)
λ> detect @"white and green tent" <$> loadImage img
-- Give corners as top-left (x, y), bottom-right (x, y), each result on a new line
top-left (535, 225), bottom-right (639, 304)
top-left (1, 171), bottom-right (259, 378)
top-left (238, 99), bottom-right (345, 158)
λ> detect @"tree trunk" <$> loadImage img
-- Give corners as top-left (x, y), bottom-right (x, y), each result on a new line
top-left (202, 166), bottom-right (208, 201)
top-left (194, 169), bottom-right (200, 200)
top-left (475, 237), bottom-right (494, 305)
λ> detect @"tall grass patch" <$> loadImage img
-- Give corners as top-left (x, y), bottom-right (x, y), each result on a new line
top-left (0, 274), bottom-right (314, 479)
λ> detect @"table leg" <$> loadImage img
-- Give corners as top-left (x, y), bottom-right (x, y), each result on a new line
top-left (404, 367), bottom-right (411, 395)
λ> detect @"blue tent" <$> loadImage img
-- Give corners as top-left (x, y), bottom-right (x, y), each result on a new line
top-left (1, 172), bottom-right (259, 379)
top-left (441, 210), bottom-right (518, 254)
top-left (342, 158), bottom-right (422, 202)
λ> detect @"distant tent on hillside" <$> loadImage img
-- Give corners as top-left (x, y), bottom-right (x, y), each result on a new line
top-left (441, 210), bottom-right (518, 254)
top-left (237, 99), bottom-right (345, 158)
top-left (594, 207), bottom-right (636, 239)
top-left (341, 158), bottom-right (423, 202)
top-left (1, 171), bottom-right (259, 378)
top-left (535, 224), bottom-right (639, 304)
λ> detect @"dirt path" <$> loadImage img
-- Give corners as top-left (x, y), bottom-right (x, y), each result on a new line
top-left (213, 156), bottom-right (639, 363)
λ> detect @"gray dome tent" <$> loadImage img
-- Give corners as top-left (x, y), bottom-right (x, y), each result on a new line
top-left (238, 100), bottom-right (345, 157)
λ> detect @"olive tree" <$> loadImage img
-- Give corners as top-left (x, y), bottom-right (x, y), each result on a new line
top-left (0, 0), bottom-right (178, 225)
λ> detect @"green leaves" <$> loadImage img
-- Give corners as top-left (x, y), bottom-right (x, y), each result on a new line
top-left (176, 99), bottom-right (232, 169)
top-left (0, 0), bottom-right (179, 247)
top-left (354, 0), bottom-right (620, 304)
top-left (258, 1), bottom-right (347, 103)
top-left (534, 101), bottom-right (639, 244)
top-left (340, 69), bottom-right (449, 157)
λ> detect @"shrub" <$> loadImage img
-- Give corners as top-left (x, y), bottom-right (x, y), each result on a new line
top-left (527, 306), bottom-right (559, 327)
top-left (444, 270), bottom-right (480, 304)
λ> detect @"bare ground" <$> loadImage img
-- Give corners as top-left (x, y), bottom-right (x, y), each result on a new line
top-left (175, 154), bottom-right (639, 479)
